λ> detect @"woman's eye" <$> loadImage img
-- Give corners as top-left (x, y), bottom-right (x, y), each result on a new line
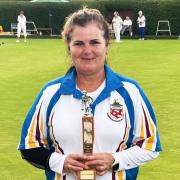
top-left (90, 40), bottom-right (100, 45)
top-left (73, 42), bottom-right (83, 46)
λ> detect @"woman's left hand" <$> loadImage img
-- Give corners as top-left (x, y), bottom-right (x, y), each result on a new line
top-left (84, 153), bottom-right (114, 176)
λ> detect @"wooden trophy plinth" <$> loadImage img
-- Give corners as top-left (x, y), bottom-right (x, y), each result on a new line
top-left (78, 169), bottom-right (96, 180)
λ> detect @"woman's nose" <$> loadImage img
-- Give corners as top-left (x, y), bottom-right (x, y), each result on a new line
top-left (83, 44), bottom-right (93, 54)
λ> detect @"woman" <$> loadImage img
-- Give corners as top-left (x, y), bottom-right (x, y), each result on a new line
top-left (112, 11), bottom-right (123, 42)
top-left (137, 10), bottom-right (146, 40)
top-left (121, 16), bottom-right (133, 36)
top-left (18, 8), bottom-right (161, 180)
top-left (16, 11), bottom-right (27, 43)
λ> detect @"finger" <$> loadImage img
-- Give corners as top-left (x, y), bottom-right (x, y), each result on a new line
top-left (64, 161), bottom-right (86, 173)
top-left (96, 165), bottom-right (106, 172)
top-left (96, 170), bottom-right (107, 176)
top-left (85, 154), bottom-right (108, 162)
top-left (85, 154), bottom-right (99, 161)
top-left (72, 160), bottom-right (89, 169)
top-left (64, 159), bottom-right (87, 172)
top-left (72, 154), bottom-right (88, 161)
top-left (85, 159), bottom-right (103, 166)
top-left (67, 164), bottom-right (84, 172)
top-left (66, 158), bottom-right (89, 171)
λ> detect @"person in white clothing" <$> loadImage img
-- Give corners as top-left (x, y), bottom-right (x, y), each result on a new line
top-left (137, 10), bottom-right (146, 40)
top-left (16, 11), bottom-right (27, 42)
top-left (18, 8), bottom-right (161, 180)
top-left (112, 11), bottom-right (123, 42)
top-left (121, 16), bottom-right (133, 36)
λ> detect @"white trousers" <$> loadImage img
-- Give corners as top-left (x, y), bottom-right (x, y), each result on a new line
top-left (17, 24), bottom-right (27, 38)
top-left (114, 26), bottom-right (122, 42)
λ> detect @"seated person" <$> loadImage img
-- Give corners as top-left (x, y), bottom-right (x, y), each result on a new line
top-left (121, 16), bottom-right (133, 36)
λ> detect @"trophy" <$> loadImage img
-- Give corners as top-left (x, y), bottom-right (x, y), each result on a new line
top-left (78, 91), bottom-right (96, 180)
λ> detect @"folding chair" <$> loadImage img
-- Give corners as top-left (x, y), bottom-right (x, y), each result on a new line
top-left (11, 23), bottom-right (17, 34)
top-left (156, 20), bottom-right (171, 36)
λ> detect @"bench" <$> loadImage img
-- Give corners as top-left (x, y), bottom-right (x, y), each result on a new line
top-left (37, 28), bottom-right (52, 35)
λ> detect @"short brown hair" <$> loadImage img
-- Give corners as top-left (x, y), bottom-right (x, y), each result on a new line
top-left (62, 7), bottom-right (109, 46)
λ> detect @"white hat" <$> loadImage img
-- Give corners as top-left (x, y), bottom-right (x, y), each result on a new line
top-left (138, 10), bottom-right (143, 15)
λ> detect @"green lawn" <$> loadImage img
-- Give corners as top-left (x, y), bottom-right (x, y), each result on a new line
top-left (0, 38), bottom-right (180, 179)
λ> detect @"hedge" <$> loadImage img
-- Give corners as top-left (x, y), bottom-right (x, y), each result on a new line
top-left (0, 0), bottom-right (179, 35)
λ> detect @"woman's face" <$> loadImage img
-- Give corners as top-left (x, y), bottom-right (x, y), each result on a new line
top-left (69, 22), bottom-right (108, 77)
top-left (114, 12), bottom-right (118, 17)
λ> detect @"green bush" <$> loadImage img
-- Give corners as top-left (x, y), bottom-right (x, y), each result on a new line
top-left (0, 0), bottom-right (179, 35)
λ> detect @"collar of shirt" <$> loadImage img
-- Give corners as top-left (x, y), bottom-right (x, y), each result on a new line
top-left (59, 65), bottom-right (124, 105)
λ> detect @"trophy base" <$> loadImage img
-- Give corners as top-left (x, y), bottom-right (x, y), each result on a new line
top-left (78, 170), bottom-right (96, 180)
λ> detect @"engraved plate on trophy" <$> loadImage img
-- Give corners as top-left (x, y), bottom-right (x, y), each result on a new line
top-left (78, 91), bottom-right (96, 180)
top-left (83, 116), bottom-right (94, 154)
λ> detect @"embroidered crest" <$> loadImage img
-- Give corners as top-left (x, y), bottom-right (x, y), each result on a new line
top-left (107, 99), bottom-right (124, 122)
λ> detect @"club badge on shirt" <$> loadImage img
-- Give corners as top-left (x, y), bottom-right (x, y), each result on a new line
top-left (107, 99), bottom-right (124, 122)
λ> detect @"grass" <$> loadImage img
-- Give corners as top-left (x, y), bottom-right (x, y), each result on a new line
top-left (0, 38), bottom-right (180, 179)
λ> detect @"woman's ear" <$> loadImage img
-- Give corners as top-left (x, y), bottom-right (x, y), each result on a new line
top-left (67, 45), bottom-right (71, 55)
top-left (65, 40), bottom-right (70, 54)
top-left (106, 45), bottom-right (108, 55)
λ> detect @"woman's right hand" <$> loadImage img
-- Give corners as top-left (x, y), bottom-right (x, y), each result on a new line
top-left (63, 154), bottom-right (89, 176)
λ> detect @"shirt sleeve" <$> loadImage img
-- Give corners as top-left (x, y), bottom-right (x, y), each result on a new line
top-left (49, 152), bottom-right (67, 174)
top-left (132, 86), bottom-right (161, 152)
top-left (112, 145), bottom-right (159, 171)
top-left (113, 82), bottom-right (162, 171)
top-left (18, 88), bottom-right (49, 150)
top-left (18, 84), bottom-right (68, 174)
top-left (143, 16), bottom-right (146, 22)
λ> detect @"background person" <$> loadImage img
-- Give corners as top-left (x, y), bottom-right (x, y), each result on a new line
top-left (137, 10), bottom-right (146, 40)
top-left (16, 11), bottom-right (27, 42)
top-left (112, 11), bottom-right (123, 42)
top-left (18, 7), bottom-right (161, 180)
top-left (121, 16), bottom-right (133, 36)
